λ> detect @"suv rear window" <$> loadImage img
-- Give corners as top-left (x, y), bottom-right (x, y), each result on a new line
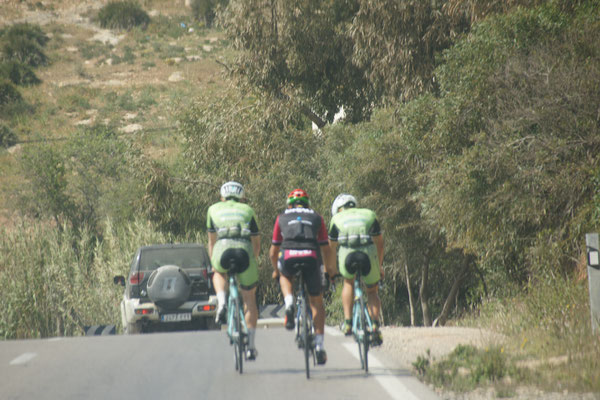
top-left (139, 247), bottom-right (210, 272)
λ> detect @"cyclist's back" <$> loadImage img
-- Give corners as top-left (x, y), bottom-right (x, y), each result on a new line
top-left (328, 194), bottom-right (384, 345)
top-left (207, 199), bottom-right (258, 276)
top-left (329, 207), bottom-right (380, 282)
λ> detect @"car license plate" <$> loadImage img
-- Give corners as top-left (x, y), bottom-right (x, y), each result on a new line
top-left (161, 313), bottom-right (192, 322)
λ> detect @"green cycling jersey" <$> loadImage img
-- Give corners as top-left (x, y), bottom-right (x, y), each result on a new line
top-left (207, 200), bottom-right (259, 287)
top-left (328, 208), bottom-right (381, 285)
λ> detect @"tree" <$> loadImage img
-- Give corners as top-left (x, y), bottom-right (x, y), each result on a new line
top-left (223, 0), bottom-right (374, 124)
top-left (19, 125), bottom-right (142, 234)
top-left (351, 0), bottom-right (469, 103)
top-left (414, 2), bottom-right (600, 285)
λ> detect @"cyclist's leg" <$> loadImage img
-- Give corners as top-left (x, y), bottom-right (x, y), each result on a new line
top-left (339, 250), bottom-right (359, 334)
top-left (211, 243), bottom-right (230, 321)
top-left (278, 251), bottom-right (297, 300)
top-left (241, 285), bottom-right (259, 359)
top-left (341, 278), bottom-right (354, 334)
top-left (362, 248), bottom-right (382, 345)
top-left (303, 257), bottom-right (328, 364)
top-left (236, 255), bottom-right (259, 330)
top-left (308, 293), bottom-right (327, 365)
top-left (366, 285), bottom-right (381, 322)
top-left (241, 285), bottom-right (258, 329)
top-left (235, 253), bottom-right (259, 358)
top-left (279, 252), bottom-right (302, 330)
top-left (362, 247), bottom-right (381, 323)
top-left (212, 271), bottom-right (228, 323)
top-left (303, 256), bottom-right (324, 334)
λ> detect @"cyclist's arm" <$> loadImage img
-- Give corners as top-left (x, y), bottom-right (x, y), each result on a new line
top-left (249, 215), bottom-right (260, 257)
top-left (372, 233), bottom-right (384, 278)
top-left (207, 232), bottom-right (217, 259)
top-left (320, 243), bottom-right (337, 278)
top-left (270, 216), bottom-right (282, 279)
top-left (327, 240), bottom-right (338, 276)
top-left (269, 244), bottom-right (280, 279)
top-left (251, 235), bottom-right (260, 258)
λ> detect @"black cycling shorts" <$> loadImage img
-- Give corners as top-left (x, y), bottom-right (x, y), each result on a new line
top-left (278, 249), bottom-right (322, 297)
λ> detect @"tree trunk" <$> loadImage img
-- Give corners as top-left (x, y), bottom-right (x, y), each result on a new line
top-left (299, 104), bottom-right (327, 128)
top-left (405, 261), bottom-right (415, 326)
top-left (419, 252), bottom-right (431, 326)
top-left (433, 256), bottom-right (472, 327)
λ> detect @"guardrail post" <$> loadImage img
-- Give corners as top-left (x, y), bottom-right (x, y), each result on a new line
top-left (585, 233), bottom-right (600, 333)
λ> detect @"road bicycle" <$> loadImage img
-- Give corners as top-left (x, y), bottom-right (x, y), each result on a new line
top-left (225, 265), bottom-right (248, 374)
top-left (292, 263), bottom-right (316, 379)
top-left (351, 264), bottom-right (374, 375)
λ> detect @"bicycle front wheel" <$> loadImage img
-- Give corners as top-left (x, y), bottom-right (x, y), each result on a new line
top-left (359, 296), bottom-right (369, 374)
top-left (301, 297), bottom-right (311, 379)
top-left (233, 297), bottom-right (244, 374)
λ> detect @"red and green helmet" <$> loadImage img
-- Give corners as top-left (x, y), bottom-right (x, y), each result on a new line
top-left (287, 188), bottom-right (310, 207)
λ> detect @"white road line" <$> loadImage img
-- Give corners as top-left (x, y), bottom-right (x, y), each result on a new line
top-left (9, 352), bottom-right (37, 366)
top-left (341, 342), bottom-right (421, 400)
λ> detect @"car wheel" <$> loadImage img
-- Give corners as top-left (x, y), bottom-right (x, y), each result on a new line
top-left (124, 321), bottom-right (142, 335)
top-left (205, 316), bottom-right (220, 331)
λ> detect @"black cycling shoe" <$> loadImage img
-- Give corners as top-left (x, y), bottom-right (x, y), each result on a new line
top-left (215, 306), bottom-right (227, 325)
top-left (246, 348), bottom-right (258, 361)
top-left (341, 320), bottom-right (352, 336)
top-left (284, 306), bottom-right (295, 330)
top-left (316, 349), bottom-right (327, 365)
top-left (371, 329), bottom-right (383, 346)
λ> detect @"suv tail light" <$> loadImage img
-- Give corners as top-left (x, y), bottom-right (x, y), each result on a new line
top-left (129, 272), bottom-right (145, 285)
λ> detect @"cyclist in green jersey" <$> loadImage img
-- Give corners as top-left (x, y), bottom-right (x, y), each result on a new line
top-left (207, 181), bottom-right (261, 360)
top-left (328, 194), bottom-right (385, 345)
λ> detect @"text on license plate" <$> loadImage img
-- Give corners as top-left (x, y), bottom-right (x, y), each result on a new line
top-left (161, 313), bottom-right (192, 322)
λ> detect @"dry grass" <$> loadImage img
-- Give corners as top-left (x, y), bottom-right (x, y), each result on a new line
top-left (0, 0), bottom-right (231, 223)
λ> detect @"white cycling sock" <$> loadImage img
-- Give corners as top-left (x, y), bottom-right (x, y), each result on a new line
top-left (315, 334), bottom-right (324, 351)
top-left (284, 295), bottom-right (294, 309)
top-left (217, 291), bottom-right (226, 309)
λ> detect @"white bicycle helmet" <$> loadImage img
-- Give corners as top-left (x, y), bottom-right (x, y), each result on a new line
top-left (220, 181), bottom-right (244, 200)
top-left (331, 193), bottom-right (357, 216)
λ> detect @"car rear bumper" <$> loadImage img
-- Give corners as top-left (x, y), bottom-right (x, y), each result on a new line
top-left (123, 295), bottom-right (218, 324)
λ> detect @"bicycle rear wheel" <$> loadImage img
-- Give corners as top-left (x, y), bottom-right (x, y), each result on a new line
top-left (233, 297), bottom-right (244, 374)
top-left (355, 300), bottom-right (365, 370)
top-left (360, 296), bottom-right (369, 374)
top-left (301, 295), bottom-right (311, 379)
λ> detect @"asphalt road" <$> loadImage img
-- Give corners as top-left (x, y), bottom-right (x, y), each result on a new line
top-left (0, 325), bottom-right (441, 400)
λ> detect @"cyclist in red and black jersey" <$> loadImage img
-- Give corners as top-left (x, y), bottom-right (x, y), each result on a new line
top-left (270, 189), bottom-right (337, 365)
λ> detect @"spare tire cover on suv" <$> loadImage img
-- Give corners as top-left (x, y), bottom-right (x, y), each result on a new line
top-left (146, 265), bottom-right (192, 310)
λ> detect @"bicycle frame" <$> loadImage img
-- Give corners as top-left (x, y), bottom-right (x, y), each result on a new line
top-left (352, 272), bottom-right (373, 374)
top-left (227, 274), bottom-right (248, 374)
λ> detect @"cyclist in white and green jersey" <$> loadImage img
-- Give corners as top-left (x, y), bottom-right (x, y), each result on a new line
top-left (328, 194), bottom-right (385, 345)
top-left (207, 181), bottom-right (261, 360)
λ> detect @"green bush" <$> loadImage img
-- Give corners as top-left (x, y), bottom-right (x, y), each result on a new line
top-left (191, 0), bottom-right (228, 27)
top-left (97, 1), bottom-right (150, 30)
top-left (0, 217), bottom-right (192, 338)
top-left (1, 22), bottom-right (49, 48)
top-left (1, 23), bottom-right (49, 67)
top-left (0, 79), bottom-right (24, 110)
top-left (0, 60), bottom-right (40, 86)
top-left (147, 15), bottom-right (187, 39)
top-left (0, 124), bottom-right (17, 148)
top-left (421, 344), bottom-right (520, 393)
